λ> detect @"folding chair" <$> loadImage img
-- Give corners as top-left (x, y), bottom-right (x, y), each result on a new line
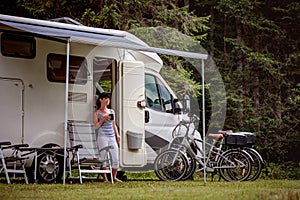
top-left (0, 141), bottom-right (29, 184)
top-left (68, 121), bottom-right (114, 184)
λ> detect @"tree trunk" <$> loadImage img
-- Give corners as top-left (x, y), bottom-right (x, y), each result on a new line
top-left (236, 17), bottom-right (244, 127)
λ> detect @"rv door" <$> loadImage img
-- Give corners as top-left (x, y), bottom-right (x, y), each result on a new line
top-left (0, 78), bottom-right (23, 143)
top-left (119, 60), bottom-right (146, 167)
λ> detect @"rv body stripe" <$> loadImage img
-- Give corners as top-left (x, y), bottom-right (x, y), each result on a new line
top-left (145, 130), bottom-right (169, 153)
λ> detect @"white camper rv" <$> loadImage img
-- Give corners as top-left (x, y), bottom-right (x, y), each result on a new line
top-left (0, 14), bottom-right (207, 182)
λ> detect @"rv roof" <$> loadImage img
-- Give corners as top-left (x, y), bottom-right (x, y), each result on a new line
top-left (0, 14), bottom-right (208, 60)
top-left (49, 17), bottom-right (84, 26)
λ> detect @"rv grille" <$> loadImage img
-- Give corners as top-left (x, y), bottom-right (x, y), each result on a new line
top-left (68, 92), bottom-right (87, 103)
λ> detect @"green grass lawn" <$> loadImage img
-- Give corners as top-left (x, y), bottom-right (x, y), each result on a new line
top-left (0, 173), bottom-right (299, 200)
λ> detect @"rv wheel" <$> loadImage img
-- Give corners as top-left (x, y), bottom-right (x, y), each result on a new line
top-left (36, 150), bottom-right (64, 183)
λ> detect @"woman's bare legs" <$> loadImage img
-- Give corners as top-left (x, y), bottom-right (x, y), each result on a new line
top-left (113, 168), bottom-right (122, 182)
top-left (102, 167), bottom-right (122, 182)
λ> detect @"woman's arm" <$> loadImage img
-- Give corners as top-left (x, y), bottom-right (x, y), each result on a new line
top-left (113, 121), bottom-right (120, 143)
top-left (111, 110), bottom-right (121, 143)
top-left (94, 111), bottom-right (109, 129)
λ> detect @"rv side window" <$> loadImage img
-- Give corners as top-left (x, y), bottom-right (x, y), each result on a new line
top-left (47, 53), bottom-right (88, 84)
top-left (1, 33), bottom-right (36, 59)
top-left (145, 74), bottom-right (173, 112)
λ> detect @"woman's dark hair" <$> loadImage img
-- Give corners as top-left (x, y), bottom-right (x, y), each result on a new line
top-left (96, 92), bottom-right (110, 109)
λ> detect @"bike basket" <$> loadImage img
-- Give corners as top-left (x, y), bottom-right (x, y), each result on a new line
top-left (237, 132), bottom-right (256, 145)
top-left (224, 133), bottom-right (247, 146)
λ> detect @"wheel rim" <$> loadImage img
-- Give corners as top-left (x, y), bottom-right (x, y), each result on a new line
top-left (154, 150), bottom-right (188, 181)
top-left (38, 154), bottom-right (60, 182)
top-left (218, 150), bottom-right (251, 182)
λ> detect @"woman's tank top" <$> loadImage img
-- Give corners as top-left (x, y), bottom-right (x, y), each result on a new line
top-left (97, 109), bottom-right (115, 137)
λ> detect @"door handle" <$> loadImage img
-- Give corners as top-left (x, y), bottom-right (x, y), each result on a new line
top-left (145, 110), bottom-right (150, 123)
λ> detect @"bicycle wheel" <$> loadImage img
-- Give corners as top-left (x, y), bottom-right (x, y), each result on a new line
top-left (181, 153), bottom-right (197, 181)
top-left (169, 136), bottom-right (197, 180)
top-left (217, 149), bottom-right (252, 182)
top-left (244, 148), bottom-right (263, 181)
top-left (172, 123), bottom-right (188, 138)
top-left (154, 149), bottom-right (188, 181)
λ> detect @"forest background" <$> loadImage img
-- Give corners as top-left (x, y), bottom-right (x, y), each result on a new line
top-left (1, 0), bottom-right (299, 179)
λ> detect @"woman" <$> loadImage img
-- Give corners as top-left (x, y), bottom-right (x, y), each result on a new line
top-left (94, 92), bottom-right (122, 182)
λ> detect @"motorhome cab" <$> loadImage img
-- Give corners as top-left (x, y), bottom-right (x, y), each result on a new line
top-left (0, 14), bottom-right (207, 182)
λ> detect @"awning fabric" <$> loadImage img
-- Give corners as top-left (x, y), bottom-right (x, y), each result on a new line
top-left (0, 14), bottom-right (207, 59)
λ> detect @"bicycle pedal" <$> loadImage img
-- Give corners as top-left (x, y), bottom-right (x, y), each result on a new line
top-left (205, 167), bottom-right (215, 173)
top-left (196, 169), bottom-right (203, 173)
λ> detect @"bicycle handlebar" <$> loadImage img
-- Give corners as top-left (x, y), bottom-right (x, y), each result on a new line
top-left (180, 114), bottom-right (200, 125)
top-left (191, 114), bottom-right (200, 122)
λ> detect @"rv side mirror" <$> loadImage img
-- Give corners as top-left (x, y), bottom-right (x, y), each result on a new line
top-left (183, 94), bottom-right (190, 113)
top-left (173, 99), bottom-right (181, 114)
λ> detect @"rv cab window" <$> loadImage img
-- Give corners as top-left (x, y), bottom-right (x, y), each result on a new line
top-left (47, 53), bottom-right (88, 84)
top-left (145, 74), bottom-right (173, 113)
top-left (1, 33), bottom-right (36, 59)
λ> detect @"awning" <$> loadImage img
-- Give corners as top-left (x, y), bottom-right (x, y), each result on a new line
top-left (0, 14), bottom-right (208, 59)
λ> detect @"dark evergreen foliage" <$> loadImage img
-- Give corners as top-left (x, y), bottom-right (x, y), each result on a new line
top-left (1, 0), bottom-right (299, 175)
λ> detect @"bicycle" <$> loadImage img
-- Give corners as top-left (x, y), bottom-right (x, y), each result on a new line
top-left (222, 132), bottom-right (264, 181)
top-left (171, 115), bottom-right (264, 181)
top-left (154, 114), bottom-right (253, 182)
top-left (170, 115), bottom-right (264, 181)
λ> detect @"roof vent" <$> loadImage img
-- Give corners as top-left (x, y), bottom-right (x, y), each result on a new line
top-left (49, 17), bottom-right (83, 26)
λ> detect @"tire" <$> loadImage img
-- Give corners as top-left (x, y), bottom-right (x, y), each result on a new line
top-left (181, 153), bottom-right (197, 181)
top-left (181, 141), bottom-right (198, 181)
top-left (217, 149), bottom-right (252, 182)
top-left (168, 137), bottom-right (197, 181)
top-left (244, 148), bottom-right (263, 181)
top-left (154, 149), bottom-right (188, 181)
top-left (25, 166), bottom-right (35, 183)
top-left (37, 150), bottom-right (64, 183)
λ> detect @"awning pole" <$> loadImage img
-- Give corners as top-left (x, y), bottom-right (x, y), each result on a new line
top-left (202, 59), bottom-right (206, 185)
top-left (63, 38), bottom-right (70, 185)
